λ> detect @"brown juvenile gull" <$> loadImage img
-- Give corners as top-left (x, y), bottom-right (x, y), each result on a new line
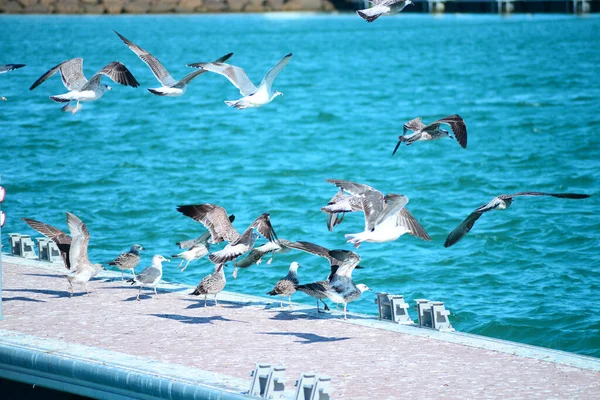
top-left (294, 281), bottom-right (331, 313)
top-left (190, 263), bottom-right (226, 307)
top-left (1, 63), bottom-right (26, 100)
top-left (22, 217), bottom-right (73, 269)
top-left (322, 179), bottom-right (430, 247)
top-left (188, 53), bottom-right (292, 109)
top-left (444, 192), bottom-right (591, 248)
top-left (357, 0), bottom-right (414, 23)
top-left (176, 204), bottom-right (278, 278)
top-left (29, 58), bottom-right (139, 114)
top-left (114, 30), bottom-right (233, 97)
top-left (234, 238), bottom-right (296, 268)
top-left (127, 255), bottom-right (169, 301)
top-left (266, 261), bottom-right (300, 308)
top-left (393, 114), bottom-right (467, 154)
top-left (108, 244), bottom-right (144, 280)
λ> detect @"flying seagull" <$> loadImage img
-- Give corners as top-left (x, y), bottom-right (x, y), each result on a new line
top-left (234, 238), bottom-right (296, 268)
top-left (127, 255), bottom-right (169, 300)
top-left (114, 30), bottom-right (233, 96)
top-left (444, 192), bottom-right (591, 248)
top-left (190, 263), bottom-right (227, 307)
top-left (322, 179), bottom-right (430, 247)
top-left (393, 114), bottom-right (467, 154)
top-left (29, 58), bottom-right (139, 113)
top-left (108, 244), bottom-right (144, 280)
top-left (266, 261), bottom-right (300, 308)
top-left (1, 64), bottom-right (26, 100)
top-left (176, 204), bottom-right (278, 278)
top-left (357, 0), bottom-right (414, 23)
top-left (188, 53), bottom-right (292, 109)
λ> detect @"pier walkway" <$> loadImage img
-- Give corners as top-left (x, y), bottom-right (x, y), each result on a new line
top-left (1, 255), bottom-right (599, 399)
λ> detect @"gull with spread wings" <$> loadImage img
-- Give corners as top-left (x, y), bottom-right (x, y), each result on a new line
top-left (357, 0), bottom-right (414, 23)
top-left (188, 53), bottom-right (292, 109)
top-left (393, 114), bottom-right (467, 154)
top-left (29, 58), bottom-right (139, 113)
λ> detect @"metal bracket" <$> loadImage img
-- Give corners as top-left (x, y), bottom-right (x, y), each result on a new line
top-left (374, 293), bottom-right (415, 325)
top-left (248, 363), bottom-right (286, 399)
top-left (9, 233), bottom-right (37, 259)
top-left (294, 373), bottom-right (332, 400)
top-left (36, 237), bottom-right (61, 263)
top-left (416, 299), bottom-right (454, 332)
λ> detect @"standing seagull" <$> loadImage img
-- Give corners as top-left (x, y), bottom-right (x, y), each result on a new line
top-left (127, 255), bottom-right (169, 301)
top-left (322, 179), bottom-right (430, 247)
top-left (108, 244), bottom-right (144, 280)
top-left (444, 192), bottom-right (591, 248)
top-left (294, 281), bottom-right (331, 313)
top-left (266, 261), bottom-right (300, 308)
top-left (1, 64), bottom-right (26, 100)
top-left (393, 114), bottom-right (467, 154)
top-left (188, 53), bottom-right (292, 109)
top-left (190, 263), bottom-right (226, 307)
top-left (29, 58), bottom-right (139, 113)
top-left (176, 204), bottom-right (279, 278)
top-left (357, 0), bottom-right (413, 23)
top-left (286, 241), bottom-right (371, 320)
top-left (114, 30), bottom-right (233, 96)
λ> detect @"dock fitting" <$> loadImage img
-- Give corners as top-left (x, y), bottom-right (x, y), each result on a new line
top-left (248, 362), bottom-right (286, 398)
top-left (374, 293), bottom-right (415, 325)
top-left (294, 373), bottom-right (332, 400)
top-left (415, 299), bottom-right (454, 332)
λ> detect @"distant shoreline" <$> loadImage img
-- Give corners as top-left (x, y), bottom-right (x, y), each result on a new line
top-left (0, 0), bottom-right (597, 15)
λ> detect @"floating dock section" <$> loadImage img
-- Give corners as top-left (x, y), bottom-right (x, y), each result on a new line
top-left (1, 255), bottom-right (599, 399)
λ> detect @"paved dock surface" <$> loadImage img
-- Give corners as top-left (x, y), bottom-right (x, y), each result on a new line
top-left (1, 256), bottom-right (600, 399)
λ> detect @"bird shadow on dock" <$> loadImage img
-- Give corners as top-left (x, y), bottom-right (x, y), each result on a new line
top-left (180, 298), bottom-right (269, 310)
top-left (256, 332), bottom-right (352, 344)
top-left (2, 288), bottom-right (86, 299)
top-left (2, 295), bottom-right (46, 303)
top-left (24, 273), bottom-right (63, 279)
top-left (149, 313), bottom-right (242, 325)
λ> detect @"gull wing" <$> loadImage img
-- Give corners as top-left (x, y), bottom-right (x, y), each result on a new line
top-left (369, 193), bottom-right (409, 229)
top-left (259, 53), bottom-right (292, 93)
top-left (30, 58), bottom-right (87, 91)
top-left (397, 208), bottom-right (431, 241)
top-left (177, 214), bottom-right (235, 248)
top-left (177, 204), bottom-right (240, 243)
top-left (114, 30), bottom-right (177, 87)
top-left (361, 190), bottom-right (387, 231)
top-left (403, 117), bottom-right (426, 134)
top-left (135, 265), bottom-right (161, 284)
top-left (285, 240), bottom-right (332, 261)
top-left (188, 61), bottom-right (257, 97)
top-left (175, 52), bottom-right (234, 88)
top-left (325, 179), bottom-right (377, 197)
top-left (444, 211), bottom-right (484, 248)
top-left (503, 192), bottom-right (590, 200)
top-left (328, 249), bottom-right (361, 278)
top-left (0, 64), bottom-right (26, 74)
top-left (248, 213), bottom-right (278, 242)
top-left (435, 114), bottom-right (467, 148)
top-left (66, 212), bottom-right (91, 272)
top-left (22, 218), bottom-right (72, 269)
top-left (81, 61), bottom-right (139, 90)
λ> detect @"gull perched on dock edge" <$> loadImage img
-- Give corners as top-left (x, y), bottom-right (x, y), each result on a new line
top-left (393, 114), bottom-right (467, 154)
top-left (29, 58), bottom-right (139, 113)
top-left (191, 263), bottom-right (226, 307)
top-left (294, 281), bottom-right (331, 313)
top-left (188, 53), bottom-right (292, 109)
top-left (127, 255), bottom-right (169, 301)
top-left (267, 261), bottom-right (300, 308)
top-left (108, 244), bottom-right (144, 280)
top-left (322, 179), bottom-right (431, 248)
top-left (357, 0), bottom-right (413, 23)
top-left (444, 192), bottom-right (591, 248)
top-left (176, 204), bottom-right (279, 278)
top-left (1, 64), bottom-right (26, 100)
top-left (114, 30), bottom-right (233, 96)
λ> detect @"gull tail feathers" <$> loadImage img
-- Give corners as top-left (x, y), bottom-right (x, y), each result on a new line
top-left (357, 8), bottom-right (383, 23)
top-left (50, 95), bottom-right (71, 103)
top-left (148, 88), bottom-right (168, 96)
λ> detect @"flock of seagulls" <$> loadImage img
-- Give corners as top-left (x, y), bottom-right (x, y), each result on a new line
top-left (4, 7), bottom-right (592, 320)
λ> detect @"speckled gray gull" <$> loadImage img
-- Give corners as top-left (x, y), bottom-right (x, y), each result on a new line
top-left (266, 261), bottom-right (300, 308)
top-left (234, 239), bottom-right (296, 268)
top-left (444, 192), bottom-right (591, 248)
top-left (177, 204), bottom-right (278, 279)
top-left (188, 53), bottom-right (292, 109)
top-left (322, 179), bottom-right (430, 247)
top-left (29, 58), bottom-right (139, 114)
top-left (127, 255), bottom-right (169, 301)
top-left (357, 0), bottom-right (414, 23)
top-left (22, 217), bottom-right (73, 270)
top-left (108, 244), bottom-right (144, 280)
top-left (114, 30), bottom-right (233, 97)
top-left (1, 63), bottom-right (26, 100)
top-left (294, 281), bottom-right (331, 313)
top-left (286, 241), bottom-right (371, 319)
top-left (393, 114), bottom-right (467, 154)
top-left (190, 263), bottom-right (227, 307)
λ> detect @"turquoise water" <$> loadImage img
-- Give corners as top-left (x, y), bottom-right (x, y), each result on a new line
top-left (1, 14), bottom-right (599, 357)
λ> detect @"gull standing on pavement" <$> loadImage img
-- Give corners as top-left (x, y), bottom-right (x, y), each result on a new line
top-left (128, 255), bottom-right (169, 301)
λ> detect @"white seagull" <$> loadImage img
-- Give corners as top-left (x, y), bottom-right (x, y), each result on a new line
top-left (114, 30), bottom-right (233, 97)
top-left (188, 53), bottom-right (292, 109)
top-left (29, 58), bottom-right (139, 114)
top-left (127, 255), bottom-right (170, 301)
top-left (1, 64), bottom-right (26, 100)
top-left (393, 114), bottom-right (467, 154)
top-left (357, 0), bottom-right (414, 23)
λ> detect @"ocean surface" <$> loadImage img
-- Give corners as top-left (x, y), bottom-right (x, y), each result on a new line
top-left (1, 13), bottom-right (599, 357)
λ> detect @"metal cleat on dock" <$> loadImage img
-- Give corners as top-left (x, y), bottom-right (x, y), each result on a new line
top-left (248, 362), bottom-right (286, 398)
top-left (294, 373), bottom-right (332, 400)
top-left (9, 233), bottom-right (37, 259)
top-left (415, 299), bottom-right (454, 332)
top-left (374, 293), bottom-right (415, 325)
top-left (36, 237), bottom-right (61, 263)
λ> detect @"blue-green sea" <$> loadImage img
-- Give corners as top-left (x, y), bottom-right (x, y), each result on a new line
top-left (1, 13), bottom-right (599, 357)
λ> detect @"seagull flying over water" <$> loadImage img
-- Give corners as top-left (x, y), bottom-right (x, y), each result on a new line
top-left (393, 114), bottom-right (467, 154)
top-left (188, 53), bottom-right (292, 109)
top-left (1, 64), bottom-right (26, 100)
top-left (29, 58), bottom-right (139, 113)
top-left (128, 255), bottom-right (169, 301)
top-left (234, 239), bottom-right (296, 268)
top-left (108, 244), bottom-right (144, 280)
top-left (357, 0), bottom-right (414, 23)
top-left (114, 30), bottom-right (233, 97)
top-left (322, 179), bottom-right (430, 247)
top-left (444, 192), bottom-right (591, 248)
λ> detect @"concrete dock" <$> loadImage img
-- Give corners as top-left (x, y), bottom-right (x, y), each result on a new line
top-left (1, 255), bottom-right (599, 399)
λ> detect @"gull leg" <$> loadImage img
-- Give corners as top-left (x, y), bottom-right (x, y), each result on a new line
top-left (322, 300), bottom-right (330, 311)
top-left (136, 287), bottom-right (142, 301)
top-left (204, 295), bottom-right (207, 307)
top-left (214, 294), bottom-right (218, 306)
top-left (68, 281), bottom-right (74, 297)
top-left (279, 296), bottom-right (283, 308)
top-left (131, 268), bottom-right (136, 277)
top-left (154, 286), bottom-right (159, 299)
top-left (267, 255), bottom-right (274, 265)
top-left (256, 257), bottom-right (263, 266)
top-left (180, 260), bottom-right (190, 272)
top-left (72, 100), bottom-right (81, 114)
top-left (121, 271), bottom-right (125, 281)
top-left (316, 299), bottom-right (321, 313)
top-left (232, 267), bottom-right (238, 279)
top-left (177, 260), bottom-right (184, 269)
top-left (84, 283), bottom-right (90, 296)
top-left (288, 295), bottom-right (293, 309)
top-left (343, 303), bottom-right (348, 320)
